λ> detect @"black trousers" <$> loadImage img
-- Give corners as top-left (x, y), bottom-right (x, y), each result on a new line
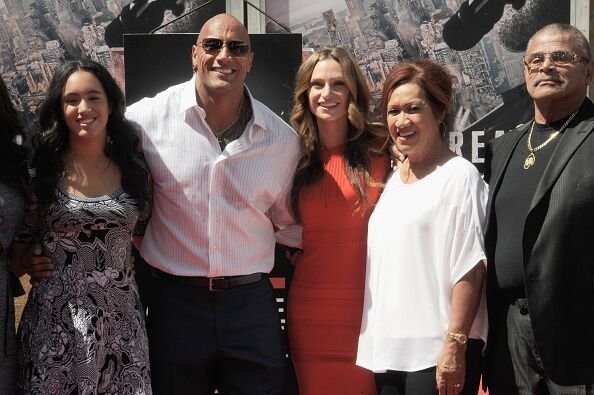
top-left (147, 273), bottom-right (286, 395)
top-left (489, 299), bottom-right (594, 395)
top-left (374, 338), bottom-right (484, 395)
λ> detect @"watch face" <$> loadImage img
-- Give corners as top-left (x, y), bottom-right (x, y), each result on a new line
top-left (458, 335), bottom-right (468, 344)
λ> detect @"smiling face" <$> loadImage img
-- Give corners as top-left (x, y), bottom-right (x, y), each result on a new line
top-left (308, 59), bottom-right (350, 127)
top-left (62, 70), bottom-right (111, 143)
top-left (386, 82), bottom-right (444, 162)
top-left (191, 15), bottom-right (253, 100)
top-left (524, 30), bottom-right (593, 111)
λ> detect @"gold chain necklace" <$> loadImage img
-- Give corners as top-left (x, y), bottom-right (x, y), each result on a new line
top-left (215, 96), bottom-right (244, 136)
top-left (216, 95), bottom-right (248, 150)
top-left (523, 110), bottom-right (578, 169)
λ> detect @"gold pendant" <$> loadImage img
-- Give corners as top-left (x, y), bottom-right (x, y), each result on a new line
top-left (524, 152), bottom-right (535, 169)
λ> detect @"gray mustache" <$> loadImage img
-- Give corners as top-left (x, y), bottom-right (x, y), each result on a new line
top-left (533, 76), bottom-right (563, 86)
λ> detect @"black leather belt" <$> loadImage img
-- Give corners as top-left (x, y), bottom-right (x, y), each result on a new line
top-left (151, 268), bottom-right (266, 291)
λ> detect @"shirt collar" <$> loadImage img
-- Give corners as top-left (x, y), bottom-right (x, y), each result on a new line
top-left (244, 86), bottom-right (266, 131)
top-left (179, 74), bottom-right (266, 131)
top-left (179, 75), bottom-right (199, 114)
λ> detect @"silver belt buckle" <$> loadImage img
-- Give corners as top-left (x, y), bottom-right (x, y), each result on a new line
top-left (208, 277), bottom-right (225, 291)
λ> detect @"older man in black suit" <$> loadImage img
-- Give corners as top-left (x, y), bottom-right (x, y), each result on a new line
top-left (484, 23), bottom-right (594, 394)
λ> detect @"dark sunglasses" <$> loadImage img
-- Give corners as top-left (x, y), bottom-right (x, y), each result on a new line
top-left (198, 38), bottom-right (250, 56)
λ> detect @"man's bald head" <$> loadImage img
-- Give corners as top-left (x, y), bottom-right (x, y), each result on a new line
top-left (191, 13), bottom-right (254, 101)
top-left (198, 14), bottom-right (251, 49)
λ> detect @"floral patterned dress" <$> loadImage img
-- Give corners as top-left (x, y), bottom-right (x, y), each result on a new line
top-left (17, 186), bottom-right (152, 394)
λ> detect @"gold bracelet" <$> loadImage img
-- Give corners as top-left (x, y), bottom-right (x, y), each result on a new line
top-left (446, 331), bottom-right (468, 345)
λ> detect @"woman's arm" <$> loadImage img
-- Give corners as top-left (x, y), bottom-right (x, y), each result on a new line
top-left (436, 261), bottom-right (486, 395)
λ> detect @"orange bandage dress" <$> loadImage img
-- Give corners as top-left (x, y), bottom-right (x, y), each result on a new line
top-left (288, 144), bottom-right (388, 395)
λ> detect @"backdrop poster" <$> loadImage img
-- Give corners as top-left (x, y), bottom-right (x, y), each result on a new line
top-left (271, 0), bottom-right (570, 172)
top-left (123, 32), bottom-right (302, 120)
top-left (0, 0), bottom-right (224, 133)
top-left (0, 0), bottom-right (573, 168)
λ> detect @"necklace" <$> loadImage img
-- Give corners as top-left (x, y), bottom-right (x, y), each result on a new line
top-left (215, 99), bottom-right (243, 136)
top-left (523, 110), bottom-right (578, 169)
top-left (215, 95), bottom-right (248, 150)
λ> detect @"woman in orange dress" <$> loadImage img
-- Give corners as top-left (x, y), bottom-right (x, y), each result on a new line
top-left (287, 47), bottom-right (389, 395)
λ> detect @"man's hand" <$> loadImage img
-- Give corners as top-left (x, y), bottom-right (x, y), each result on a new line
top-left (22, 244), bottom-right (54, 287)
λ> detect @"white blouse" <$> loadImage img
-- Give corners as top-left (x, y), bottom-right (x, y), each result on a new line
top-left (357, 156), bottom-right (488, 372)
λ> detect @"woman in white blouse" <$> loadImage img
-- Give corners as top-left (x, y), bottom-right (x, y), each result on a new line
top-left (357, 59), bottom-right (488, 395)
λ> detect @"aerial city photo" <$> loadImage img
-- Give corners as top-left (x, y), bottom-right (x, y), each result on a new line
top-left (1, 0), bottom-right (566, 153)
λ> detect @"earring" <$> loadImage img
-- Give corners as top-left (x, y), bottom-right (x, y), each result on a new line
top-left (105, 135), bottom-right (114, 157)
top-left (439, 122), bottom-right (447, 139)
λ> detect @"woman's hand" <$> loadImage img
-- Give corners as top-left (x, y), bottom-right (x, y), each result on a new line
top-left (285, 248), bottom-right (303, 266)
top-left (436, 340), bottom-right (466, 395)
top-left (437, 262), bottom-right (485, 394)
top-left (390, 144), bottom-right (406, 170)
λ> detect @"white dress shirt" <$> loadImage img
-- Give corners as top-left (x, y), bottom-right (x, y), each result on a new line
top-left (126, 76), bottom-right (301, 276)
top-left (357, 156), bottom-right (488, 372)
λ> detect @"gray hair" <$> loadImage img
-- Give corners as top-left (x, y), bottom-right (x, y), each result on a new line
top-left (527, 23), bottom-right (591, 60)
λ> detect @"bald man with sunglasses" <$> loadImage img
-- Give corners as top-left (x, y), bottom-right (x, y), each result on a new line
top-left (125, 14), bottom-right (300, 394)
top-left (483, 23), bottom-right (594, 394)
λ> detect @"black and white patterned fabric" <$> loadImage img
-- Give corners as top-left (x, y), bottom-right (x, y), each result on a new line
top-left (17, 186), bottom-right (152, 394)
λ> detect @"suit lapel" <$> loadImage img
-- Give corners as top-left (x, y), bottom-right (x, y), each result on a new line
top-left (528, 104), bottom-right (594, 212)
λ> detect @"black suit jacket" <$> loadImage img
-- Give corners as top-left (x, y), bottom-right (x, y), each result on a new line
top-left (484, 99), bottom-right (594, 385)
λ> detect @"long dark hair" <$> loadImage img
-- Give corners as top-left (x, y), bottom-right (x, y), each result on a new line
top-left (32, 59), bottom-right (150, 209)
top-left (289, 47), bottom-right (387, 222)
top-left (0, 77), bottom-right (28, 188)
